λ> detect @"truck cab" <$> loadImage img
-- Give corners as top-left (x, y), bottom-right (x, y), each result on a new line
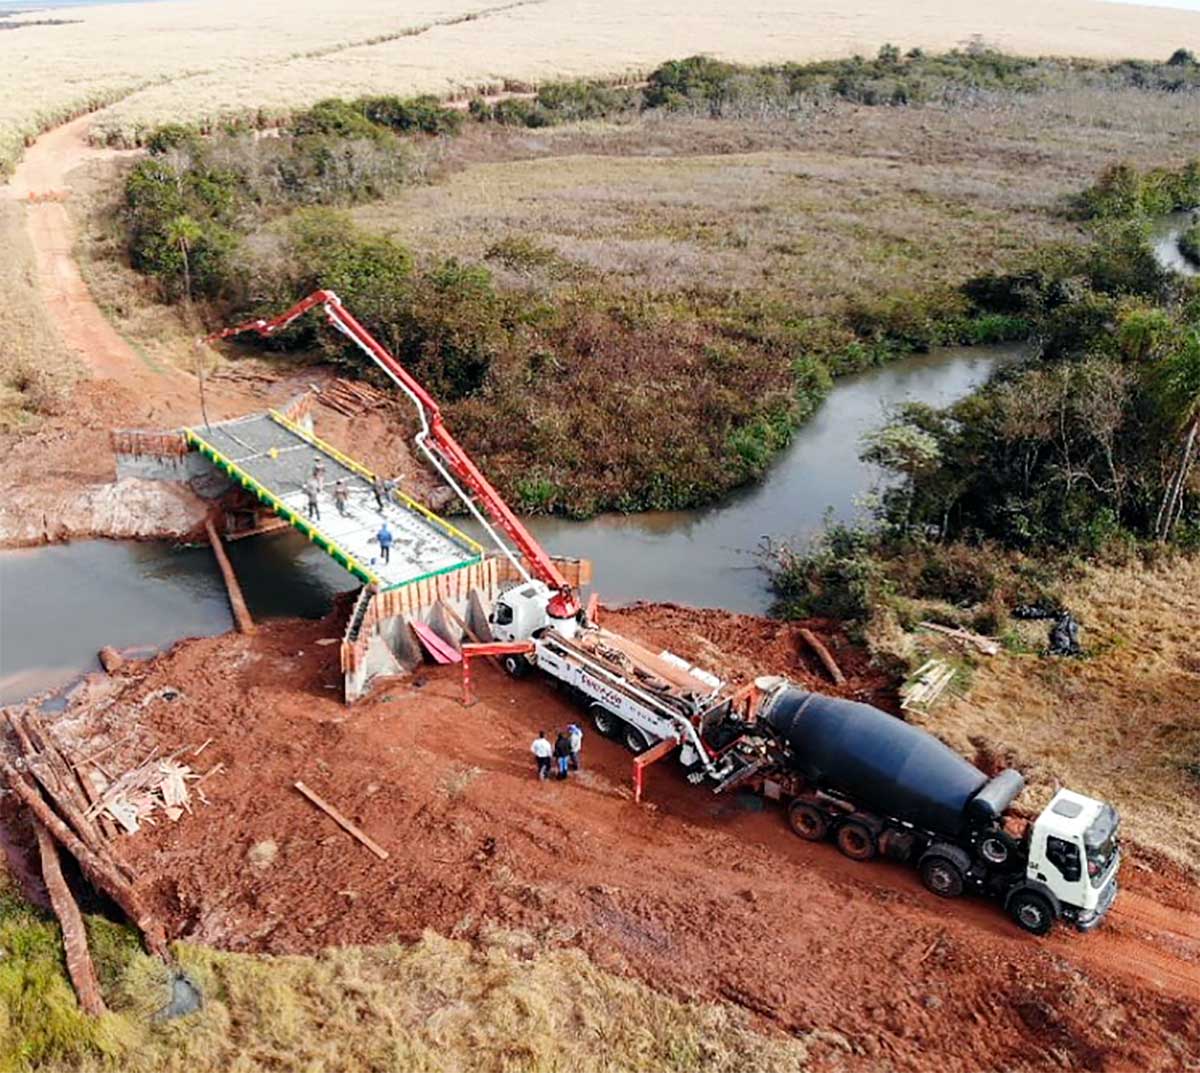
top-left (1015, 789), bottom-right (1120, 934)
top-left (490, 580), bottom-right (557, 643)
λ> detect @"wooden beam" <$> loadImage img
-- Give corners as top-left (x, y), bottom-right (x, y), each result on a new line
top-left (205, 517), bottom-right (255, 635)
top-left (2, 759), bottom-right (169, 960)
top-left (293, 781), bottom-right (389, 860)
top-left (35, 822), bottom-right (106, 1017)
top-left (798, 628), bottom-right (846, 686)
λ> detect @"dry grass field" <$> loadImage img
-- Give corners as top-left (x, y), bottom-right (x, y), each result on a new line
top-left (351, 85), bottom-right (1200, 318)
top-left (2, 0), bottom-right (1198, 174)
top-left (915, 554), bottom-right (1200, 874)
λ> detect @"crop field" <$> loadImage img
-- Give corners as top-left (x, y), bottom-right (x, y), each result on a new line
top-left (2, 0), bottom-right (1199, 174)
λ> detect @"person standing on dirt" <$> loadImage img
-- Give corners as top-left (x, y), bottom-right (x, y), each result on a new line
top-left (531, 731), bottom-right (553, 780)
top-left (567, 723), bottom-right (583, 770)
top-left (553, 731), bottom-right (572, 780)
top-left (333, 478), bottom-right (349, 517)
top-left (376, 522), bottom-right (393, 564)
top-left (304, 476), bottom-right (321, 520)
top-left (373, 473), bottom-right (389, 511)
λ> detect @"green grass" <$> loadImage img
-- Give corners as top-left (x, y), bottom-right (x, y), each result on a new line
top-left (0, 867), bottom-right (811, 1073)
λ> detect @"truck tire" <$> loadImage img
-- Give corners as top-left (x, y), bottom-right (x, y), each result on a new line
top-left (835, 821), bottom-right (876, 861)
top-left (624, 725), bottom-right (650, 754)
top-left (787, 802), bottom-right (828, 842)
top-left (590, 704), bottom-right (619, 739)
top-left (502, 654), bottom-right (529, 678)
top-left (1009, 890), bottom-right (1055, 936)
top-left (916, 854), bottom-right (964, 897)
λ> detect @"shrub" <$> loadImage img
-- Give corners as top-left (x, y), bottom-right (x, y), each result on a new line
top-left (359, 94), bottom-right (463, 136)
top-left (1179, 220), bottom-right (1200, 267)
top-left (767, 524), bottom-right (887, 622)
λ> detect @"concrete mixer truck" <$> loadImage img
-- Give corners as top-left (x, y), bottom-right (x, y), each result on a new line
top-left (754, 682), bottom-right (1120, 936)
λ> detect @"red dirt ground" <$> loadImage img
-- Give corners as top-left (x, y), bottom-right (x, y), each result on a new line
top-left (17, 603), bottom-right (1198, 1073)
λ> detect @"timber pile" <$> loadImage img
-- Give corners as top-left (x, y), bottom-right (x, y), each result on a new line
top-left (901, 659), bottom-right (957, 712)
top-left (2, 709), bottom-right (175, 1014)
top-left (319, 377), bottom-right (390, 417)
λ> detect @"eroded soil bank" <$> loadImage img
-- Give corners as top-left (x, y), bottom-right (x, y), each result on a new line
top-left (4, 601), bottom-right (1196, 1073)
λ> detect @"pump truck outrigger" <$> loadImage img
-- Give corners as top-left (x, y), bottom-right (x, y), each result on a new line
top-left (208, 291), bottom-right (1120, 938)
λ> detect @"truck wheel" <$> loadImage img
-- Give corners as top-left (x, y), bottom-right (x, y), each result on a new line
top-left (590, 704), bottom-right (618, 738)
top-left (624, 726), bottom-right (649, 754)
top-left (502, 654), bottom-right (529, 678)
top-left (835, 822), bottom-right (876, 861)
top-left (787, 802), bottom-right (828, 842)
top-left (919, 855), bottom-right (965, 898)
top-left (1010, 891), bottom-right (1055, 936)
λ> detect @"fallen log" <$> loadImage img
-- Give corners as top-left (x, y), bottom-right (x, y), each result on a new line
top-left (2, 760), bottom-right (169, 960)
top-left (205, 518), bottom-right (255, 635)
top-left (35, 822), bottom-right (106, 1017)
top-left (294, 780), bottom-right (389, 860)
top-left (798, 628), bottom-right (846, 686)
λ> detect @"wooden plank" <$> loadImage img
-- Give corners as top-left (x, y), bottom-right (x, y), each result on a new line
top-left (205, 518), bottom-right (256, 635)
top-left (798, 628), bottom-right (846, 686)
top-left (35, 822), bottom-right (107, 1017)
top-left (411, 620), bottom-right (462, 664)
top-left (917, 621), bottom-right (1000, 656)
top-left (293, 781), bottom-right (389, 860)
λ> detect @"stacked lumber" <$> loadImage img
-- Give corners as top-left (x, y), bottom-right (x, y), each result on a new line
top-left (901, 659), bottom-right (957, 712)
top-left (319, 377), bottom-right (390, 417)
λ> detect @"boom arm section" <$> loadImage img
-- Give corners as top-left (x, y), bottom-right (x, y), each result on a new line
top-left (205, 289), bottom-right (579, 616)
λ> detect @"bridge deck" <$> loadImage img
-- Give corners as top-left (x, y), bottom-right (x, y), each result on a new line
top-left (185, 411), bottom-right (482, 589)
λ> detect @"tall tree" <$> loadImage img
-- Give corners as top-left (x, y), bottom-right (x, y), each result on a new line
top-left (1154, 326), bottom-right (1200, 540)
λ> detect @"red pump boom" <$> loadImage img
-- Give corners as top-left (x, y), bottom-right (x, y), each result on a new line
top-left (205, 289), bottom-right (580, 619)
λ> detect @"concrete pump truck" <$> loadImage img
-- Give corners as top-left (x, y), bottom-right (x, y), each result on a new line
top-left (210, 291), bottom-right (1121, 937)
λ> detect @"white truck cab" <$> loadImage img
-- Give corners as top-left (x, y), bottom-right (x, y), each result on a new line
top-left (1016, 788), bottom-right (1120, 934)
top-left (490, 580), bottom-right (578, 643)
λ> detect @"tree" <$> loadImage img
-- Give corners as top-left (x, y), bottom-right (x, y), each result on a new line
top-left (165, 214), bottom-right (203, 302)
top-left (1154, 327), bottom-right (1200, 539)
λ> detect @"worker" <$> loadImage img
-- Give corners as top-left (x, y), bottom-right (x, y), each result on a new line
top-left (304, 476), bottom-right (321, 520)
top-left (376, 521), bottom-right (393, 564)
top-left (553, 731), bottom-right (572, 780)
top-left (312, 458), bottom-right (327, 491)
top-left (567, 722), bottom-right (584, 770)
top-left (531, 731), bottom-right (553, 780)
top-left (373, 473), bottom-right (388, 511)
top-left (333, 478), bottom-right (349, 517)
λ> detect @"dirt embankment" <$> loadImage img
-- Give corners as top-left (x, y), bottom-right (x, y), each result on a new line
top-left (7, 602), bottom-right (1196, 1073)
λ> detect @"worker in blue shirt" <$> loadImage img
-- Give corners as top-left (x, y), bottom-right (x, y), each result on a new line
top-left (376, 522), bottom-right (394, 564)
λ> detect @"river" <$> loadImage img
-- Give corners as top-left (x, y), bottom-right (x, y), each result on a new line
top-left (0, 342), bottom-right (1017, 705)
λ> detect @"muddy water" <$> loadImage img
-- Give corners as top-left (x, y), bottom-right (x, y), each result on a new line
top-left (0, 344), bottom-right (1012, 705)
top-left (0, 534), bottom-right (357, 705)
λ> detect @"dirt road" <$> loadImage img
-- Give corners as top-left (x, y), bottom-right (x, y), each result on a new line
top-left (19, 603), bottom-right (1194, 1073)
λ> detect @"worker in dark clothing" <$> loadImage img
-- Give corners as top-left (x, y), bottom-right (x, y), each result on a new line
top-left (304, 476), bottom-right (321, 520)
top-left (553, 731), bottom-right (572, 780)
top-left (333, 478), bottom-right (349, 517)
top-left (373, 473), bottom-right (389, 511)
top-left (376, 522), bottom-right (393, 564)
